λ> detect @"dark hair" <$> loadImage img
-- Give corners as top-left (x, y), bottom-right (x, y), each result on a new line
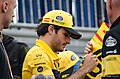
top-left (37, 23), bottom-right (61, 37)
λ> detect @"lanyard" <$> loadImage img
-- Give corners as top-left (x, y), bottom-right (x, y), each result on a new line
top-left (1, 42), bottom-right (13, 79)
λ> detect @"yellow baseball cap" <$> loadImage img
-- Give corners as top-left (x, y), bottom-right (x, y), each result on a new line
top-left (58, 51), bottom-right (80, 72)
top-left (41, 10), bottom-right (82, 39)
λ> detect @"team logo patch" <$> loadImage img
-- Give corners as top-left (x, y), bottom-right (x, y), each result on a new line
top-left (71, 55), bottom-right (76, 61)
top-left (37, 66), bottom-right (43, 72)
top-left (56, 16), bottom-right (63, 21)
top-left (105, 36), bottom-right (117, 47)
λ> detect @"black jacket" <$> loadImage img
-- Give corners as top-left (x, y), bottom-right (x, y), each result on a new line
top-left (3, 34), bottom-right (30, 78)
top-left (0, 42), bottom-right (12, 79)
top-left (102, 16), bottom-right (120, 78)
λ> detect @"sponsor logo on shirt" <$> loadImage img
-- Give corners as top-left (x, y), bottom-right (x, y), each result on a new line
top-left (105, 36), bottom-right (117, 47)
top-left (37, 66), bottom-right (43, 72)
top-left (106, 49), bottom-right (117, 54)
top-left (37, 66), bottom-right (49, 72)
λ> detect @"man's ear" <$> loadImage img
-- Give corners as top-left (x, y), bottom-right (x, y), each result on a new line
top-left (108, 0), bottom-right (112, 10)
top-left (2, 1), bottom-right (9, 13)
top-left (48, 25), bottom-right (55, 34)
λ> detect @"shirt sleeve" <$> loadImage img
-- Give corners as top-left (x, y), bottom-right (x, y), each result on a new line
top-left (102, 31), bottom-right (120, 57)
top-left (28, 52), bottom-right (54, 76)
top-left (22, 50), bottom-right (54, 79)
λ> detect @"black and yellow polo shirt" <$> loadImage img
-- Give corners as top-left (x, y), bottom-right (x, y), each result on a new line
top-left (102, 17), bottom-right (120, 77)
top-left (22, 39), bottom-right (60, 79)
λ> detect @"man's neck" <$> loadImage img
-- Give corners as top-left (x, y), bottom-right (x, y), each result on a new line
top-left (0, 14), bottom-right (4, 31)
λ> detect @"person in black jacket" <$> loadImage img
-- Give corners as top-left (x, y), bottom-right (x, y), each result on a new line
top-left (102, 0), bottom-right (120, 78)
top-left (0, 0), bottom-right (17, 79)
top-left (2, 34), bottom-right (30, 79)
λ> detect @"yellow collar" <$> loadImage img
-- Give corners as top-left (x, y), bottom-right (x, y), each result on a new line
top-left (36, 39), bottom-right (59, 61)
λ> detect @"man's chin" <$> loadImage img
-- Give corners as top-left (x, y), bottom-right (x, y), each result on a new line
top-left (58, 49), bottom-right (64, 52)
top-left (3, 26), bottom-right (10, 29)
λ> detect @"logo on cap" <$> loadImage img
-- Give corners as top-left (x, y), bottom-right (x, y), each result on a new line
top-left (71, 55), bottom-right (76, 61)
top-left (56, 16), bottom-right (63, 21)
top-left (43, 18), bottom-right (50, 22)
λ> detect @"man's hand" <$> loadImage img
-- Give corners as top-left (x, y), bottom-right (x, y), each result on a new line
top-left (84, 41), bottom-right (98, 73)
top-left (84, 42), bottom-right (93, 54)
top-left (67, 49), bottom-right (98, 79)
top-left (82, 53), bottom-right (98, 73)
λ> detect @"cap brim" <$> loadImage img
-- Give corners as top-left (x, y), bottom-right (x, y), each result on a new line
top-left (64, 28), bottom-right (82, 39)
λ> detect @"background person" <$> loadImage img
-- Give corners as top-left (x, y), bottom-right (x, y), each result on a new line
top-left (102, 0), bottom-right (120, 78)
top-left (0, 0), bottom-right (17, 79)
top-left (3, 34), bottom-right (30, 78)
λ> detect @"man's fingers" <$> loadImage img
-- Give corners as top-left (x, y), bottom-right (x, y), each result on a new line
top-left (84, 47), bottom-right (91, 54)
top-left (84, 42), bottom-right (93, 54)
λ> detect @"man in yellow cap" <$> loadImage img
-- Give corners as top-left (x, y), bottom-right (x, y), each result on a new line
top-left (22, 10), bottom-right (98, 79)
